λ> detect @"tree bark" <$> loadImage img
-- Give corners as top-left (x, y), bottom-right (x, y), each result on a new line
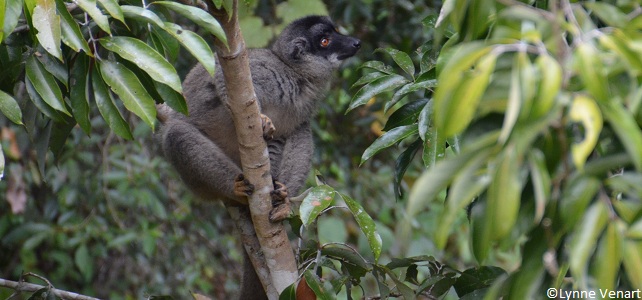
top-left (204, 1), bottom-right (298, 298)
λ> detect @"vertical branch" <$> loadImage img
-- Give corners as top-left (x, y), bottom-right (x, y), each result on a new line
top-left (205, 0), bottom-right (298, 298)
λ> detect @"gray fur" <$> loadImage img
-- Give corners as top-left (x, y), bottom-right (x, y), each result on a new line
top-left (158, 15), bottom-right (360, 299)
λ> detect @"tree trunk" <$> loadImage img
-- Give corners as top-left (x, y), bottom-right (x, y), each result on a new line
top-left (205, 1), bottom-right (298, 298)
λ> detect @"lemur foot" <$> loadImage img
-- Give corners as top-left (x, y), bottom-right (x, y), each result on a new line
top-left (261, 114), bottom-right (275, 140)
top-left (269, 180), bottom-right (291, 222)
top-left (234, 174), bottom-right (255, 198)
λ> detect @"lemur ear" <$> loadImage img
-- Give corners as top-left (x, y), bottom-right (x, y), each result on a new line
top-left (290, 37), bottom-right (308, 60)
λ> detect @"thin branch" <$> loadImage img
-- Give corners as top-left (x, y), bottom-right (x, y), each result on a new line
top-left (0, 277), bottom-right (101, 300)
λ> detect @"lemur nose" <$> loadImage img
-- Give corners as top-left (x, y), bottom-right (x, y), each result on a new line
top-left (353, 39), bottom-right (362, 49)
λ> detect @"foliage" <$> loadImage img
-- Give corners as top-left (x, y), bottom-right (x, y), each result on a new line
top-left (350, 0), bottom-right (642, 297)
top-left (0, 0), bottom-right (406, 298)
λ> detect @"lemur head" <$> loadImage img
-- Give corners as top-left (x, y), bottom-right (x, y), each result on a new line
top-left (272, 16), bottom-right (361, 73)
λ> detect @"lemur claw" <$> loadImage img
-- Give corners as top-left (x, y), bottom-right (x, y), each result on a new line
top-left (233, 174), bottom-right (255, 198)
top-left (269, 180), bottom-right (291, 222)
top-left (260, 114), bottom-right (276, 140)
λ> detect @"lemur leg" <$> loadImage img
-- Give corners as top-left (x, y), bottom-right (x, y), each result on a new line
top-left (161, 118), bottom-right (249, 204)
top-left (269, 123), bottom-right (313, 222)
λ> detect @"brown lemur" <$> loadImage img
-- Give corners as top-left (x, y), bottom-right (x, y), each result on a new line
top-left (158, 15), bottom-right (360, 298)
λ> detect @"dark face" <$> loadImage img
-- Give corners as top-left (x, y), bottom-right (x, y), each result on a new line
top-left (285, 16), bottom-right (361, 64)
top-left (308, 19), bottom-right (361, 62)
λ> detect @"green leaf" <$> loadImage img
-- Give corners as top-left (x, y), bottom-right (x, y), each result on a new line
top-left (528, 149), bottom-right (550, 224)
top-left (361, 124), bottom-right (418, 165)
top-left (498, 52), bottom-right (524, 143)
top-left (25, 56), bottom-right (71, 116)
top-left (599, 31), bottom-right (642, 76)
top-left (75, 0), bottom-right (111, 34)
top-left (417, 99), bottom-right (433, 142)
top-left (394, 139), bottom-right (421, 199)
top-left (569, 95), bottom-right (602, 171)
top-left (121, 5), bottom-right (164, 27)
top-left (97, 0), bottom-right (125, 25)
top-left (584, 2), bottom-right (626, 27)
top-left (531, 54), bottom-right (561, 118)
top-left (622, 239), bottom-right (642, 289)
top-left (155, 81), bottom-right (188, 115)
top-left (569, 201), bottom-right (609, 288)
top-left (36, 50), bottom-right (68, 89)
top-left (379, 265), bottom-right (416, 299)
top-left (339, 193), bottom-right (382, 262)
top-left (299, 185), bottom-right (336, 226)
top-left (33, 0), bottom-right (62, 60)
top-left (435, 148), bottom-right (491, 249)
top-left (576, 43), bottom-right (608, 103)
top-left (347, 74), bottom-right (408, 113)
top-left (453, 266), bottom-right (506, 298)
top-left (74, 244), bottom-right (94, 281)
top-left (351, 71), bottom-right (388, 88)
top-left (25, 77), bottom-right (65, 122)
top-left (107, 232), bottom-right (138, 248)
top-left (591, 221), bottom-right (622, 291)
top-left (91, 67), bottom-right (133, 140)
top-left (435, 50), bottom-right (496, 138)
top-left (321, 247), bottom-right (369, 278)
top-left (70, 55), bottom-right (91, 134)
top-left (422, 124), bottom-right (445, 168)
top-left (162, 22), bottom-right (216, 76)
top-left (559, 176), bottom-right (600, 230)
top-left (100, 36), bottom-right (182, 93)
top-left (359, 61), bottom-right (394, 74)
top-left (384, 79), bottom-right (437, 113)
top-left (56, 0), bottom-right (92, 55)
top-left (49, 118), bottom-right (75, 162)
top-left (279, 284), bottom-right (296, 300)
top-left (150, 26), bottom-right (180, 63)
top-left (302, 271), bottom-right (333, 300)
top-left (0, 0), bottom-right (5, 42)
top-left (601, 100), bottom-right (642, 171)
top-left (376, 47), bottom-right (415, 79)
top-left (98, 60), bottom-right (156, 130)
top-left (407, 131), bottom-right (499, 216)
top-left (2, 0), bottom-right (23, 39)
top-left (153, 1), bottom-right (227, 47)
top-left (486, 144), bottom-right (522, 241)
top-left (384, 98), bottom-right (429, 131)
top-left (0, 90), bottom-right (23, 124)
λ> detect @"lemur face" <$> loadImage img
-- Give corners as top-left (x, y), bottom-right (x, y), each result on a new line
top-left (284, 16), bottom-right (361, 65)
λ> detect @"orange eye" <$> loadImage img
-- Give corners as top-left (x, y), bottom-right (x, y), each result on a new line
top-left (320, 38), bottom-right (330, 47)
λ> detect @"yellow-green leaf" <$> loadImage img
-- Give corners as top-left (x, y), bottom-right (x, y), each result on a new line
top-left (569, 95), bottom-right (602, 171)
top-left (531, 54), bottom-right (561, 118)
top-left (591, 221), bottom-right (622, 291)
top-left (576, 43), bottom-right (609, 102)
top-left (622, 239), bottom-right (642, 289)
top-left (435, 51), bottom-right (496, 138)
top-left (601, 100), bottom-right (642, 171)
top-left (486, 143), bottom-right (521, 240)
top-left (569, 201), bottom-right (608, 288)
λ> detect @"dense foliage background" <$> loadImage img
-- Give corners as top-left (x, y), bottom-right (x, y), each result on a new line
top-left (1, 0), bottom-right (642, 299)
